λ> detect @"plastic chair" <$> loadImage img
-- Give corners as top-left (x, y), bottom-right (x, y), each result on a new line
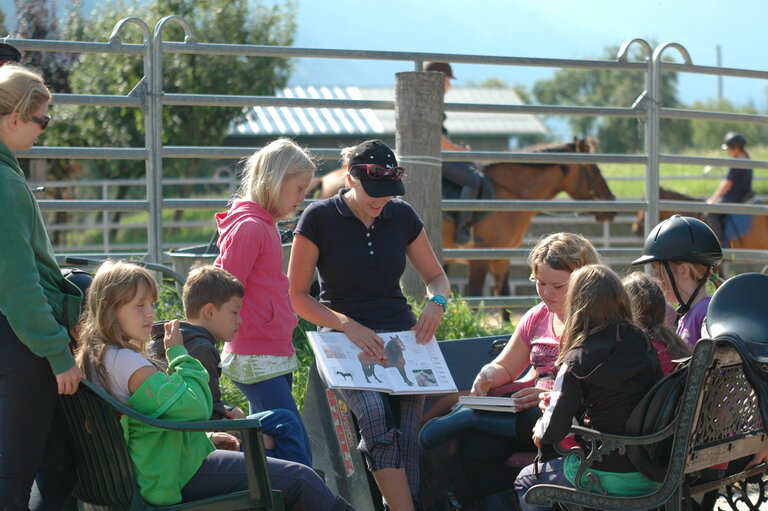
top-left (58, 379), bottom-right (284, 510)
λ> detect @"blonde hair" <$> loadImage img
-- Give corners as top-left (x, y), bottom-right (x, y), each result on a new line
top-left (340, 146), bottom-right (355, 167)
top-left (75, 261), bottom-right (158, 391)
top-left (183, 265), bottom-right (243, 319)
top-left (654, 260), bottom-right (723, 300)
top-left (0, 64), bottom-right (51, 121)
top-left (558, 264), bottom-right (634, 364)
top-left (528, 232), bottom-right (601, 282)
top-left (623, 271), bottom-right (692, 360)
top-left (238, 138), bottom-right (315, 217)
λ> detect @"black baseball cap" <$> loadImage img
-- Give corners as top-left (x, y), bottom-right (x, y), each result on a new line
top-left (348, 140), bottom-right (405, 198)
top-left (0, 42), bottom-right (22, 65)
top-left (423, 61), bottom-right (455, 79)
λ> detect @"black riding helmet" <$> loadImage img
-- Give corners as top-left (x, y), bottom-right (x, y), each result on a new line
top-left (722, 131), bottom-right (747, 150)
top-left (632, 215), bottom-right (723, 267)
top-left (633, 215), bottom-right (722, 320)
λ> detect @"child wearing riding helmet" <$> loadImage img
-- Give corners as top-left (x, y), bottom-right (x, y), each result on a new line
top-left (214, 138), bottom-right (315, 463)
top-left (514, 265), bottom-right (663, 511)
top-left (632, 215), bottom-right (723, 346)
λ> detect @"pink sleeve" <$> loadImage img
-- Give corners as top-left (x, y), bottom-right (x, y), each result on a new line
top-left (215, 221), bottom-right (265, 286)
top-left (516, 304), bottom-right (543, 350)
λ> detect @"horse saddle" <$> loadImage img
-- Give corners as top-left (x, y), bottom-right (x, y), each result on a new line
top-left (706, 272), bottom-right (768, 432)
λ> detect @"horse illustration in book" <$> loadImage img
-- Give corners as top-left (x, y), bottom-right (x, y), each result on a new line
top-left (358, 335), bottom-right (414, 386)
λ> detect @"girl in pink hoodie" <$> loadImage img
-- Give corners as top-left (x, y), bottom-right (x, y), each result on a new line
top-left (214, 138), bottom-right (315, 463)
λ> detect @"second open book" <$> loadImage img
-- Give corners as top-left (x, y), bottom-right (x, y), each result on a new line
top-left (306, 330), bottom-right (457, 395)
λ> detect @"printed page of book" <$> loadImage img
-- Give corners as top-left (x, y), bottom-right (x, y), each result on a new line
top-left (306, 330), bottom-right (457, 395)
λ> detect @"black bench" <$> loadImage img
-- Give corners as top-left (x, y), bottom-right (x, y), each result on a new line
top-left (523, 338), bottom-right (768, 511)
top-left (59, 379), bottom-right (284, 511)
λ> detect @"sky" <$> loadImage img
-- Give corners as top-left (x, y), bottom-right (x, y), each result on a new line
top-left (287, 0), bottom-right (768, 111)
top-left (2, 0), bottom-right (767, 114)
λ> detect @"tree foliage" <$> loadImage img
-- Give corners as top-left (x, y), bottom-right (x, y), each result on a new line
top-left (533, 45), bottom-right (692, 154)
top-left (35, 0), bottom-right (296, 183)
top-left (688, 98), bottom-right (768, 152)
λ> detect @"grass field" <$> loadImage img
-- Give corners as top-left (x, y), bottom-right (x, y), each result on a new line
top-left (599, 145), bottom-right (768, 198)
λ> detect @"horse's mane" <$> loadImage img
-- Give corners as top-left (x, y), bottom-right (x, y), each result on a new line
top-left (659, 187), bottom-right (699, 201)
top-left (384, 336), bottom-right (403, 362)
top-left (482, 140), bottom-right (580, 172)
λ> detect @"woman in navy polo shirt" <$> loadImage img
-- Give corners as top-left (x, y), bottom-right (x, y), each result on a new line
top-left (289, 140), bottom-right (450, 511)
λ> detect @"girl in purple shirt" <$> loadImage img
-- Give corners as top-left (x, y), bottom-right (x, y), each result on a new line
top-left (632, 215), bottom-right (723, 346)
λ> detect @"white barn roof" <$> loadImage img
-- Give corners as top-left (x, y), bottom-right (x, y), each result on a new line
top-left (230, 86), bottom-right (546, 137)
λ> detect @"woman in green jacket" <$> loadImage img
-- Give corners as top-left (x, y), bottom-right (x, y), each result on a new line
top-left (0, 64), bottom-right (84, 509)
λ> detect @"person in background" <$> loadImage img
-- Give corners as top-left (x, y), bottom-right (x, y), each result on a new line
top-left (289, 139), bottom-right (450, 511)
top-left (706, 131), bottom-right (753, 245)
top-left (214, 138), bottom-right (315, 465)
top-left (423, 61), bottom-right (483, 244)
top-left (0, 63), bottom-right (84, 510)
top-left (514, 265), bottom-right (662, 511)
top-left (148, 265), bottom-right (312, 466)
top-left (632, 215), bottom-right (723, 345)
top-left (622, 271), bottom-right (691, 375)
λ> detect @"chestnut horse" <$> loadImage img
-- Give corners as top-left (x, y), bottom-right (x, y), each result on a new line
top-left (310, 139), bottom-right (616, 306)
top-left (632, 187), bottom-right (768, 249)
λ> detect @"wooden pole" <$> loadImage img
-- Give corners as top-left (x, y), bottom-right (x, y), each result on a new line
top-left (395, 71), bottom-right (444, 299)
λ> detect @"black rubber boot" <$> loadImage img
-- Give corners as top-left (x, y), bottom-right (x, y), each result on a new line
top-left (455, 185), bottom-right (480, 244)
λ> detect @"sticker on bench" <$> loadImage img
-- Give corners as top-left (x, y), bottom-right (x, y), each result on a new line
top-left (327, 389), bottom-right (356, 477)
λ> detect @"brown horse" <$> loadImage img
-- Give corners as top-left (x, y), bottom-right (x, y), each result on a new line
top-left (632, 187), bottom-right (768, 249)
top-left (311, 139), bottom-right (616, 306)
top-left (357, 335), bottom-right (413, 386)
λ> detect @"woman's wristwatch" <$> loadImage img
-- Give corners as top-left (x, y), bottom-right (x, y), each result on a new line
top-left (428, 294), bottom-right (447, 313)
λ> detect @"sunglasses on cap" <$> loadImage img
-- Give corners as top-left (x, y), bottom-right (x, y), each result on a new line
top-left (30, 114), bottom-right (51, 130)
top-left (349, 164), bottom-right (405, 180)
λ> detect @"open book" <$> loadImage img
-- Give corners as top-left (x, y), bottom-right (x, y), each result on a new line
top-left (458, 395), bottom-right (520, 413)
top-left (305, 330), bottom-right (457, 395)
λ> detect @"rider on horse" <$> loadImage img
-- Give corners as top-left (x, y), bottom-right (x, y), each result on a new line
top-left (424, 61), bottom-right (483, 244)
top-left (706, 131), bottom-right (753, 246)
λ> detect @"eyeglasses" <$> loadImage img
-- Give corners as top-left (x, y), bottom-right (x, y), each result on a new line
top-left (30, 114), bottom-right (51, 130)
top-left (349, 164), bottom-right (405, 180)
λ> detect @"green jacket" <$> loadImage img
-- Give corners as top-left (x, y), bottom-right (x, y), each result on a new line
top-left (0, 141), bottom-right (81, 374)
top-left (122, 345), bottom-right (215, 506)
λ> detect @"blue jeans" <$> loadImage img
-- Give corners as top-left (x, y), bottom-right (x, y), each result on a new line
top-left (514, 457), bottom-right (573, 511)
top-left (234, 374), bottom-right (312, 465)
top-left (181, 450), bottom-right (347, 511)
top-left (248, 409), bottom-right (312, 467)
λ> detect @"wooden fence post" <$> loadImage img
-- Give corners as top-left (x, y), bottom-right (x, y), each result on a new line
top-left (395, 71), bottom-right (444, 299)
